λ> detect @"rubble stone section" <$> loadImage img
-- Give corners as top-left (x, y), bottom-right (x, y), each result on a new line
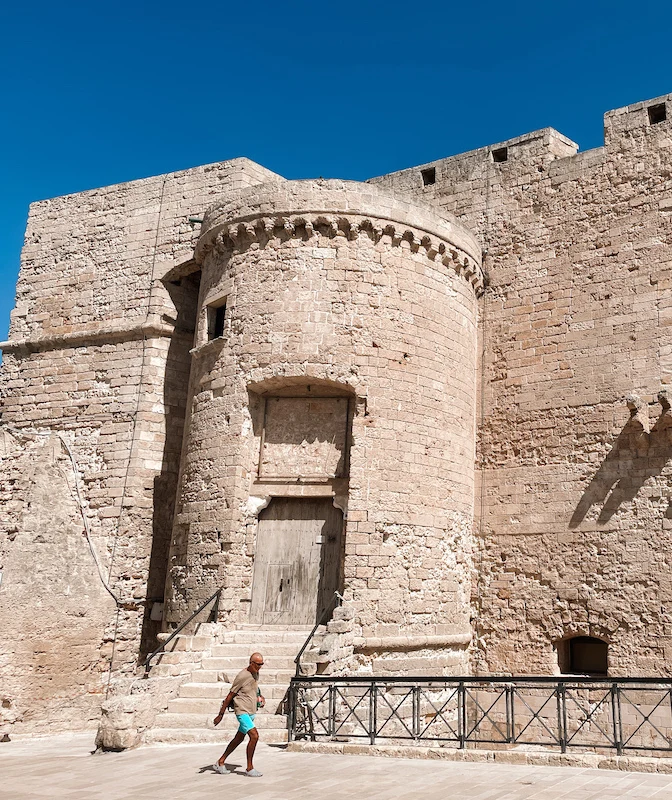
top-left (165, 180), bottom-right (481, 675)
top-left (371, 92), bottom-right (672, 675)
top-left (0, 431), bottom-right (113, 735)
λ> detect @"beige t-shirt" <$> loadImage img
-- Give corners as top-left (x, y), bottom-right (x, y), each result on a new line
top-left (230, 668), bottom-right (259, 715)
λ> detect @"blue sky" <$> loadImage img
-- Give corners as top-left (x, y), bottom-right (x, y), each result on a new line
top-left (1, 0), bottom-right (671, 341)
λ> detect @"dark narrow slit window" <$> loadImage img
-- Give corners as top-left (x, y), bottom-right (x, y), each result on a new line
top-left (421, 167), bottom-right (436, 186)
top-left (492, 147), bottom-right (508, 163)
top-left (208, 302), bottom-right (227, 340)
top-left (648, 103), bottom-right (667, 125)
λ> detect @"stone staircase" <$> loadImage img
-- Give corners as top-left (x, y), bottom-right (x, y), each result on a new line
top-left (146, 626), bottom-right (311, 744)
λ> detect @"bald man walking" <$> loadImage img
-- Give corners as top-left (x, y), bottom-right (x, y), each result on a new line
top-left (213, 652), bottom-right (266, 777)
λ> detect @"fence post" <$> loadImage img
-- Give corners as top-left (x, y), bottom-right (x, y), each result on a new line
top-left (412, 685), bottom-right (420, 739)
top-left (557, 682), bottom-right (567, 754)
top-left (611, 683), bottom-right (623, 755)
top-left (328, 684), bottom-right (336, 739)
top-left (506, 684), bottom-right (514, 744)
top-left (287, 682), bottom-right (295, 742)
top-left (458, 681), bottom-right (466, 749)
top-left (370, 683), bottom-right (377, 745)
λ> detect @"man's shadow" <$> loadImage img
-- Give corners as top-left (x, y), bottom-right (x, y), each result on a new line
top-left (570, 394), bottom-right (672, 529)
top-left (199, 763), bottom-right (243, 774)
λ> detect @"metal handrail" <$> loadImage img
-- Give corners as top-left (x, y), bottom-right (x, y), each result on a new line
top-left (294, 591), bottom-right (344, 677)
top-left (291, 673), bottom-right (672, 685)
top-left (288, 675), bottom-right (672, 754)
top-left (143, 588), bottom-right (222, 674)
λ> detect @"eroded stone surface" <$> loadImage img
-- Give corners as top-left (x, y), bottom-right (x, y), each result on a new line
top-left (3, 93), bottom-right (672, 743)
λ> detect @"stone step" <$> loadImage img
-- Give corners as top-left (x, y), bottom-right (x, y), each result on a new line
top-left (154, 651), bottom-right (204, 666)
top-left (201, 655), bottom-right (296, 671)
top-left (238, 623), bottom-right (314, 631)
top-left (193, 623), bottom-right (221, 635)
top-left (178, 683), bottom-right (289, 700)
top-left (220, 630), bottom-right (310, 644)
top-left (193, 667), bottom-right (308, 683)
top-left (145, 727), bottom-right (288, 745)
top-left (165, 634), bottom-right (212, 653)
top-left (190, 670), bottom-right (223, 683)
top-left (199, 662), bottom-right (295, 682)
top-left (154, 712), bottom-right (288, 730)
top-left (151, 664), bottom-right (200, 678)
top-left (210, 642), bottom-right (300, 658)
top-left (167, 697), bottom-right (288, 715)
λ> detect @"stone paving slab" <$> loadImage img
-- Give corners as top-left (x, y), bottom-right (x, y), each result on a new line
top-left (2, 733), bottom-right (672, 799)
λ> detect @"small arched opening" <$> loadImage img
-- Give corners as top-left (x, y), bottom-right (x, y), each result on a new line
top-left (556, 636), bottom-right (609, 676)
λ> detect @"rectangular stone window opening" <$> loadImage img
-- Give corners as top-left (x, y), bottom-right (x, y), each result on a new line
top-left (421, 167), bottom-right (436, 186)
top-left (207, 300), bottom-right (227, 340)
top-left (557, 636), bottom-right (608, 676)
top-left (492, 147), bottom-right (508, 163)
top-left (648, 103), bottom-right (667, 125)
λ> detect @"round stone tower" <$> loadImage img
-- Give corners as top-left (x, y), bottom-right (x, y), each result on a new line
top-left (165, 179), bottom-right (483, 673)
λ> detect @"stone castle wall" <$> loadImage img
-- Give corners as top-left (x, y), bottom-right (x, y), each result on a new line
top-left (2, 92), bottom-right (672, 735)
top-left (0, 430), bottom-right (113, 733)
top-left (0, 158), bottom-right (280, 731)
top-left (372, 92), bottom-right (672, 675)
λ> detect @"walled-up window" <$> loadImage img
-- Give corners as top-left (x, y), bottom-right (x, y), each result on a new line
top-left (258, 395), bottom-right (351, 480)
top-left (557, 636), bottom-right (608, 675)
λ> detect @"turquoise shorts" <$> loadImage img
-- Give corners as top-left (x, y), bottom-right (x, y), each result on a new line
top-left (236, 713), bottom-right (256, 734)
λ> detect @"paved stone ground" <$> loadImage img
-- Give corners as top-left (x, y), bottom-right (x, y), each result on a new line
top-left (2, 733), bottom-right (672, 799)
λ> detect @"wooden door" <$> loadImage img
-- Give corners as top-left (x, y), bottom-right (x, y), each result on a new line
top-left (250, 498), bottom-right (342, 625)
top-left (263, 564), bottom-right (294, 615)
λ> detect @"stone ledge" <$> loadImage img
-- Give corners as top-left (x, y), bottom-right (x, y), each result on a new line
top-left (0, 315), bottom-right (178, 353)
top-left (287, 740), bottom-right (672, 774)
top-left (353, 633), bottom-right (472, 652)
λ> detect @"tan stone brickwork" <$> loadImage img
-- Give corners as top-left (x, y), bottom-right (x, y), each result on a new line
top-left (2, 92), bottom-right (672, 738)
top-left (166, 181), bottom-right (480, 675)
top-left (372, 92), bottom-right (672, 675)
top-left (0, 159), bottom-right (280, 732)
top-left (0, 431), bottom-right (113, 733)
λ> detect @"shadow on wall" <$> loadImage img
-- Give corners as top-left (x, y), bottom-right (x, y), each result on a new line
top-left (138, 273), bottom-right (200, 655)
top-left (570, 392), bottom-right (672, 529)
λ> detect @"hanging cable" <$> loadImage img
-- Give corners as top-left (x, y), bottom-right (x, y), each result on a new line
top-left (102, 175), bottom-right (168, 693)
top-left (106, 175), bottom-right (168, 587)
top-left (2, 425), bottom-right (119, 605)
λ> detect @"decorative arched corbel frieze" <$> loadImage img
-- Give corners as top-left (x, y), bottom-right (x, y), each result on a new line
top-left (195, 179), bottom-right (484, 295)
top-left (198, 211), bottom-right (484, 296)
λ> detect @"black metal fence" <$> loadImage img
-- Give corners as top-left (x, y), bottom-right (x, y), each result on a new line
top-left (288, 676), bottom-right (672, 755)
